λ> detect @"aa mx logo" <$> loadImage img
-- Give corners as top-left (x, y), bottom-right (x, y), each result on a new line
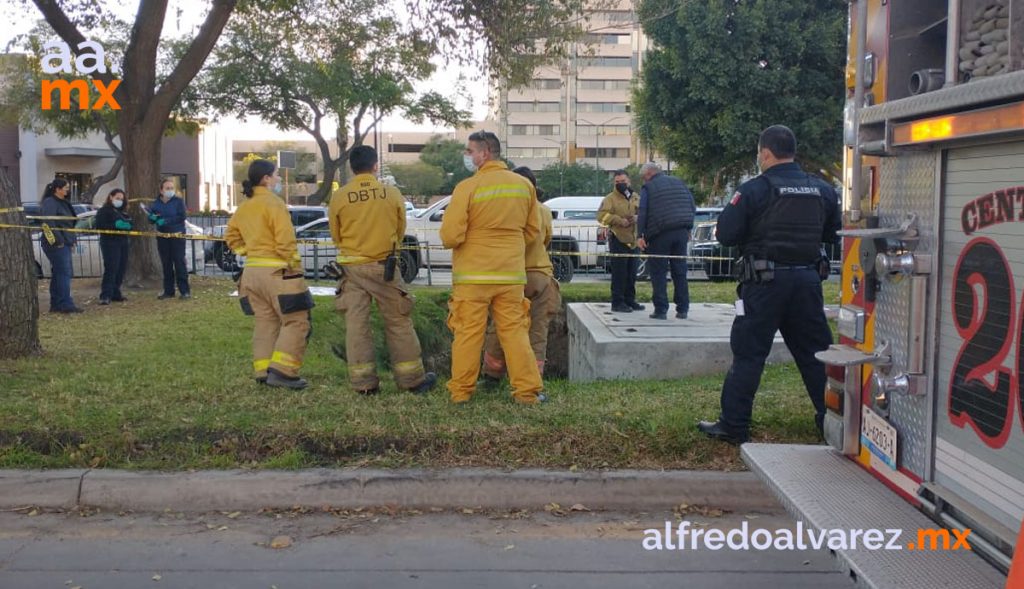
top-left (39, 40), bottom-right (121, 111)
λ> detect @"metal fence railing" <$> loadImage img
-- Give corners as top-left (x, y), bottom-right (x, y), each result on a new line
top-left (23, 223), bottom-right (842, 285)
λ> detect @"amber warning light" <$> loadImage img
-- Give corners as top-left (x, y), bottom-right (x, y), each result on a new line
top-left (891, 101), bottom-right (1024, 146)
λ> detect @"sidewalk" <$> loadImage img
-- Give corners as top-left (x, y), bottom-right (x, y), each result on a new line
top-left (0, 468), bottom-right (777, 513)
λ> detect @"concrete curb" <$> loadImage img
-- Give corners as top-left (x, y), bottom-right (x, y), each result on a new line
top-left (0, 468), bottom-right (778, 513)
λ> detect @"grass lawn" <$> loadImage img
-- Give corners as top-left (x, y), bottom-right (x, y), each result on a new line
top-left (0, 276), bottom-right (839, 470)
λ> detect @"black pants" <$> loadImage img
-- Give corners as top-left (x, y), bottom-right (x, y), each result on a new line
top-left (718, 267), bottom-right (832, 437)
top-left (157, 237), bottom-right (190, 296)
top-left (646, 228), bottom-right (689, 314)
top-left (99, 237), bottom-right (129, 300)
top-left (608, 235), bottom-right (638, 306)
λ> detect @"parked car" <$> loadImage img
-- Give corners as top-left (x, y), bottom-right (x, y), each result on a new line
top-left (291, 218), bottom-right (420, 283)
top-left (403, 195), bottom-right (596, 283)
top-left (210, 205), bottom-right (328, 272)
top-left (21, 202), bottom-right (93, 224)
top-left (32, 210), bottom-right (206, 278)
top-left (689, 220), bottom-right (843, 282)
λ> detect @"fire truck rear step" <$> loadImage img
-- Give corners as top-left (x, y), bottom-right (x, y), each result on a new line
top-left (741, 443), bottom-right (1007, 589)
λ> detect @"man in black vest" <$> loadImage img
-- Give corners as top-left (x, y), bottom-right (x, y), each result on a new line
top-left (636, 162), bottom-right (696, 320)
top-left (698, 125), bottom-right (841, 444)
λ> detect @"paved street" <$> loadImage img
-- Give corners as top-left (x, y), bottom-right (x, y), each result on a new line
top-left (0, 508), bottom-right (855, 589)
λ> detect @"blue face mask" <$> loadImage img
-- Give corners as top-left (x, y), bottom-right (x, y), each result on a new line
top-left (271, 181), bottom-right (283, 195)
top-left (113, 199), bottom-right (124, 208)
top-left (463, 154), bottom-right (478, 173)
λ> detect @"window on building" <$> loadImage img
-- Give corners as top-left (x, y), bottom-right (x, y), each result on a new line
top-left (508, 102), bottom-right (562, 112)
top-left (583, 148), bottom-right (630, 158)
top-left (577, 102), bottom-right (630, 113)
top-left (586, 33), bottom-right (631, 45)
top-left (604, 11), bottom-right (635, 23)
top-left (577, 56), bottom-right (633, 68)
top-left (577, 125), bottom-right (631, 136)
top-left (578, 79), bottom-right (632, 90)
top-left (389, 143), bottom-right (424, 153)
top-left (54, 172), bottom-right (94, 203)
top-left (510, 125), bottom-right (561, 136)
top-left (530, 79), bottom-right (561, 89)
top-left (507, 147), bottom-right (560, 158)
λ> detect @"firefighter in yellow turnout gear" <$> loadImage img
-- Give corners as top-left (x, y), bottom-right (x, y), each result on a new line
top-left (225, 159), bottom-right (313, 389)
top-left (329, 146), bottom-right (437, 395)
top-left (441, 131), bottom-right (546, 404)
top-left (482, 166), bottom-right (561, 380)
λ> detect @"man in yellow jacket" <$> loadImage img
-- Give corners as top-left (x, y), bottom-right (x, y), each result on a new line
top-left (482, 166), bottom-right (561, 381)
top-left (598, 170), bottom-right (645, 313)
top-left (329, 146), bottom-right (436, 396)
top-left (440, 131), bottom-right (546, 404)
top-left (225, 159), bottom-right (313, 389)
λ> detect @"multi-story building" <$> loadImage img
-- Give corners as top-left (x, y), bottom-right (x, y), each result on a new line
top-left (492, 0), bottom-right (660, 177)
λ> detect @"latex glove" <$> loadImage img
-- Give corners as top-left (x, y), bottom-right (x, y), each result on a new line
top-left (114, 219), bottom-right (132, 230)
top-left (147, 213), bottom-right (159, 223)
top-left (156, 218), bottom-right (167, 227)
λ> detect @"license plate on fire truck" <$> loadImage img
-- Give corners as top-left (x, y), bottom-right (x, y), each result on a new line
top-left (860, 406), bottom-right (897, 470)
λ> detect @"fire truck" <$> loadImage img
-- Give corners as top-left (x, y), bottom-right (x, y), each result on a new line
top-left (742, 1), bottom-right (1023, 587)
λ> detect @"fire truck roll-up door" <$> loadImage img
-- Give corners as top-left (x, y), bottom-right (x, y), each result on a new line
top-left (935, 139), bottom-right (1024, 558)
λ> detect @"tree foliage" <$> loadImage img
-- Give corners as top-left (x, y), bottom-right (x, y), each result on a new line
top-left (634, 0), bottom-right (846, 196)
top-left (389, 162), bottom-right (445, 199)
top-left (418, 135), bottom-right (474, 195)
top-left (535, 161), bottom-right (610, 198)
top-left (406, 0), bottom-right (606, 87)
top-left (200, 0), bottom-right (468, 204)
top-left (1, 18), bottom-right (202, 203)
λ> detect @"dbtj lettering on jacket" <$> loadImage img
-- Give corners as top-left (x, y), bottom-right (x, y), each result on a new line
top-left (347, 187), bottom-right (388, 203)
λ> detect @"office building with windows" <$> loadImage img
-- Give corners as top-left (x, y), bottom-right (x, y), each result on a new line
top-left (491, 1), bottom-right (659, 176)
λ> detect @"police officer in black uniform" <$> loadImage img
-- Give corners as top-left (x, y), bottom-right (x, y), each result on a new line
top-left (698, 125), bottom-right (841, 444)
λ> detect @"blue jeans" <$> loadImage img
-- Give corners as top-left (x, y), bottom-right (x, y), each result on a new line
top-left (718, 268), bottom-right (832, 437)
top-left (43, 244), bottom-right (75, 311)
top-left (646, 228), bottom-right (689, 315)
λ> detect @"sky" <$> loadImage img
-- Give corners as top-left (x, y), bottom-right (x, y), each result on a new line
top-left (1, 0), bottom-right (490, 140)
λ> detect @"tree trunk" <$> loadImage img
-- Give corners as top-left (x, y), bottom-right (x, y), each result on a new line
top-left (121, 124), bottom-right (164, 286)
top-left (0, 168), bottom-right (41, 358)
top-left (310, 156), bottom-right (343, 205)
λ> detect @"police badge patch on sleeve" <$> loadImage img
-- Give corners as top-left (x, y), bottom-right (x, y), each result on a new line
top-left (730, 191), bottom-right (741, 205)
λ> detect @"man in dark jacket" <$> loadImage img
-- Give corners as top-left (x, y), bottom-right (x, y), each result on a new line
top-left (636, 163), bottom-right (696, 319)
top-left (698, 125), bottom-right (841, 445)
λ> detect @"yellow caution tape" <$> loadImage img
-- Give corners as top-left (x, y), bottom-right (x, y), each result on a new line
top-left (0, 223), bottom-right (723, 261)
top-left (0, 206), bottom-right (25, 214)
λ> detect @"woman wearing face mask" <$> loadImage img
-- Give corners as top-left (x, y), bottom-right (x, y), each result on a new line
top-left (39, 177), bottom-right (83, 313)
top-left (224, 159), bottom-right (313, 389)
top-left (95, 188), bottom-right (132, 305)
top-left (148, 178), bottom-right (191, 300)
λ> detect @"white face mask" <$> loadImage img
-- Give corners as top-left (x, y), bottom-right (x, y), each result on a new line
top-left (113, 199), bottom-right (124, 208)
top-left (162, 190), bottom-right (175, 199)
top-left (463, 153), bottom-right (478, 173)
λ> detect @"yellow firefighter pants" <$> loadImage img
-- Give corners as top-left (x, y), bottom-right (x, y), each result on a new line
top-left (239, 266), bottom-right (311, 379)
top-left (334, 262), bottom-right (426, 391)
top-left (483, 272), bottom-right (561, 377)
top-left (447, 283), bottom-right (544, 404)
